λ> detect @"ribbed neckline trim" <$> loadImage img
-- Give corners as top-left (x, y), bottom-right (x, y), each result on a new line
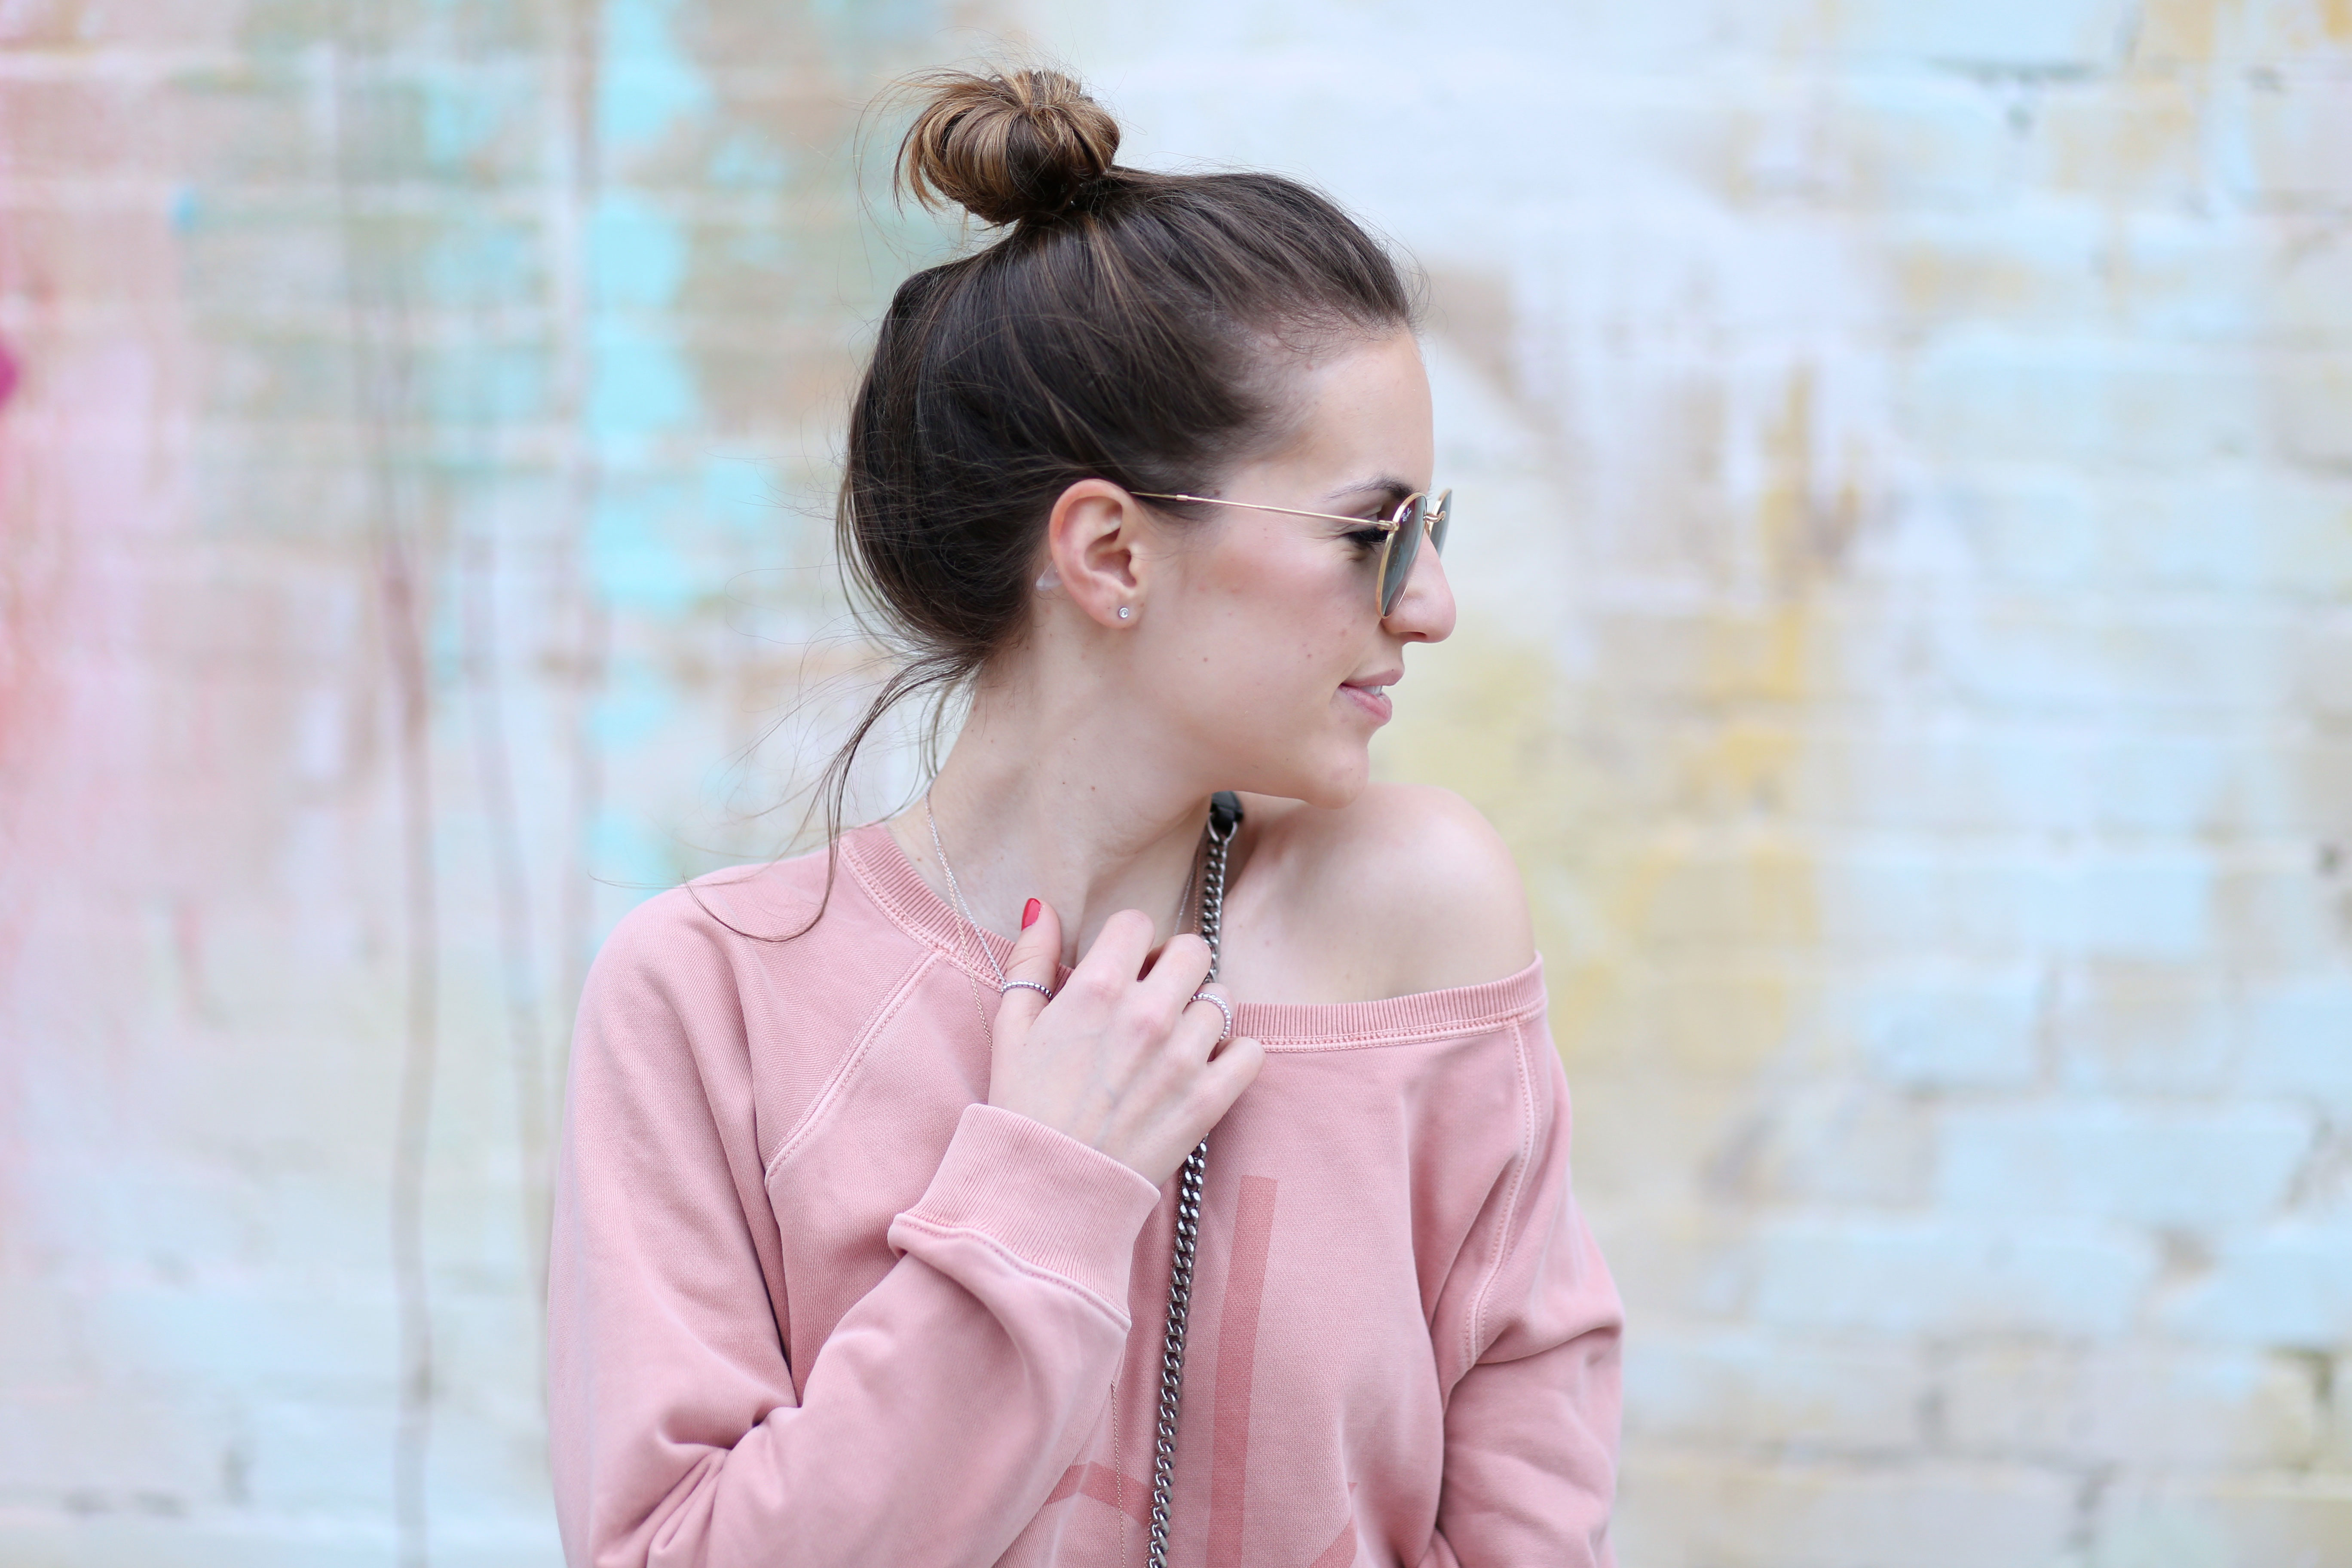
top-left (840, 820), bottom-right (1547, 1049)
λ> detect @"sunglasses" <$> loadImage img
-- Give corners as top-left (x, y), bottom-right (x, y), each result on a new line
top-left (1133, 488), bottom-right (1453, 618)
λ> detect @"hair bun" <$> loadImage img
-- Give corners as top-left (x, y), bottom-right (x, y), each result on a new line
top-left (897, 68), bottom-right (1121, 227)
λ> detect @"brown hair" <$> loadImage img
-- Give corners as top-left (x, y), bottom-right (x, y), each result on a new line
top-left (774, 67), bottom-right (1415, 925)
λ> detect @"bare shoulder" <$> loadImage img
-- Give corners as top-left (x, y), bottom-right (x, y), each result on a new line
top-left (1236, 783), bottom-right (1535, 1000)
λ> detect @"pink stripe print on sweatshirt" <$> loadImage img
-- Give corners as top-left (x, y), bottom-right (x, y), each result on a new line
top-left (1210, 1175), bottom-right (1280, 1567)
top-left (547, 821), bottom-right (1622, 1567)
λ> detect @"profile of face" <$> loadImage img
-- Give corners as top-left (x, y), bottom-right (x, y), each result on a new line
top-left (1038, 329), bottom-right (1455, 809)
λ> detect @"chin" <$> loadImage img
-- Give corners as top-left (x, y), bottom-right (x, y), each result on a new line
top-left (1213, 716), bottom-right (1372, 809)
top-left (1298, 776), bottom-right (1369, 811)
top-left (1256, 747), bottom-right (1371, 812)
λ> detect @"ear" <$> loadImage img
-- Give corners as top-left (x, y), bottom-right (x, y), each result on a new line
top-left (1043, 478), bottom-right (1155, 629)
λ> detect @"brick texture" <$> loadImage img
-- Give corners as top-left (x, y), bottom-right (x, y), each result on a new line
top-left (1, 0), bottom-right (2347, 1565)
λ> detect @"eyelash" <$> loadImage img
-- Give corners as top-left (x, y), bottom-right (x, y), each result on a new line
top-left (1343, 524), bottom-right (1390, 554)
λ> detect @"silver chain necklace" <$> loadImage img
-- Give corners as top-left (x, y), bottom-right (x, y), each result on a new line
top-left (923, 790), bottom-right (1243, 1568)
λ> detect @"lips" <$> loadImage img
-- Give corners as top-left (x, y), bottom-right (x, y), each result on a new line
top-left (1341, 672), bottom-right (1400, 724)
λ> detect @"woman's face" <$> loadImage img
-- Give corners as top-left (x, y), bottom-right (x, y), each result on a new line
top-left (1134, 329), bottom-right (1453, 808)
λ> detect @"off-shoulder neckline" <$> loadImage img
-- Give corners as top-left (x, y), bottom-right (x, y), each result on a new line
top-left (838, 819), bottom-right (1546, 1048)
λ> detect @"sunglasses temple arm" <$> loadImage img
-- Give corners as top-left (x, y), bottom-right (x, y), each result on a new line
top-left (1136, 493), bottom-right (1409, 531)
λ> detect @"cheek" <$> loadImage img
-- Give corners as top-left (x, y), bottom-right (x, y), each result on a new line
top-left (1207, 556), bottom-right (1363, 702)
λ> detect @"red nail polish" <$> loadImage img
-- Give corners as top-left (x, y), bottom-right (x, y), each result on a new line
top-left (1021, 898), bottom-right (1041, 930)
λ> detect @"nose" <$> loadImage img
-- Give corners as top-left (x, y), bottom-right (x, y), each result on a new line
top-left (1382, 533), bottom-right (1456, 644)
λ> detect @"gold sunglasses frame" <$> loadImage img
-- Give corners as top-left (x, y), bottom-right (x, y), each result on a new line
top-left (1131, 488), bottom-right (1453, 616)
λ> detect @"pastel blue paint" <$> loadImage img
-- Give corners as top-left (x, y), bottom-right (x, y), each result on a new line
top-left (587, 329), bottom-right (697, 447)
top-left (599, 0), bottom-right (713, 152)
top-left (2161, 1224), bottom-right (2352, 1348)
top-left (430, 343), bottom-right (551, 428)
top-left (1860, 975), bottom-right (2040, 1090)
top-left (807, 0), bottom-right (939, 41)
top-left (584, 9), bottom-right (704, 444)
top-left (588, 481), bottom-right (701, 615)
top-left (2074, 857), bottom-right (2212, 958)
top-left (591, 193), bottom-right (689, 310)
top-left (2241, 985), bottom-right (2352, 1107)
top-left (422, 223), bottom-right (542, 309)
top-left (589, 805), bottom-right (682, 895)
top-left (420, 80), bottom-right (504, 173)
top-left (588, 662), bottom-right (677, 750)
top-left (1936, 1103), bottom-right (2314, 1231)
top-left (701, 457), bottom-right (784, 543)
top-left (1751, 1219), bottom-right (2159, 1337)
top-left (707, 132), bottom-right (790, 190)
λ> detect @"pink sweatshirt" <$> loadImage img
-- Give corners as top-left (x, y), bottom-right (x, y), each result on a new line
top-left (548, 821), bottom-right (1622, 1568)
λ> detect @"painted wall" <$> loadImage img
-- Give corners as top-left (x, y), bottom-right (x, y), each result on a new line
top-left (0, 2), bottom-right (2346, 1565)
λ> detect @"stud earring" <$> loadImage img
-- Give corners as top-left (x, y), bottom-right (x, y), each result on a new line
top-left (1117, 605), bottom-right (1132, 621)
top-left (1035, 564), bottom-right (1061, 591)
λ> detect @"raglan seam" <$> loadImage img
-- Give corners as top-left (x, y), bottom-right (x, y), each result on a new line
top-left (845, 831), bottom-right (999, 983)
top-left (762, 949), bottom-right (937, 1182)
top-left (732, 915), bottom-right (809, 1178)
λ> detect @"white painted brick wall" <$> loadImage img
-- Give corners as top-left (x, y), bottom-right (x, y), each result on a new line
top-left (1, 1), bottom-right (2346, 1565)
top-left (1942, 1344), bottom-right (2324, 1469)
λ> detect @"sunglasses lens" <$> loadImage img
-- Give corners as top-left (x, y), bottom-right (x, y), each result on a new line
top-left (1427, 489), bottom-right (1452, 556)
top-left (1379, 494), bottom-right (1427, 616)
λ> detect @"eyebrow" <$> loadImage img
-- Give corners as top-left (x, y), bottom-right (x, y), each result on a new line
top-left (1323, 475), bottom-right (1415, 507)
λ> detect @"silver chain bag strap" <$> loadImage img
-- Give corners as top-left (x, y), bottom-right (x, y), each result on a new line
top-left (1145, 789), bottom-right (1243, 1568)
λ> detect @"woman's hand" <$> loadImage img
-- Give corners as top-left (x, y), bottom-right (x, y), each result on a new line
top-left (988, 901), bottom-right (1265, 1187)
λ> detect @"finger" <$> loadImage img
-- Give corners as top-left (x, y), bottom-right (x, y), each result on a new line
top-left (1069, 907), bottom-right (1156, 991)
top-left (1166, 982), bottom-right (1232, 1059)
top-left (1137, 932), bottom-right (1213, 1013)
top-left (1194, 1035), bottom-right (1265, 1121)
top-left (992, 897), bottom-right (1062, 1043)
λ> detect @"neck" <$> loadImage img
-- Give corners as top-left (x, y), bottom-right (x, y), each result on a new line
top-left (894, 665), bottom-right (1218, 968)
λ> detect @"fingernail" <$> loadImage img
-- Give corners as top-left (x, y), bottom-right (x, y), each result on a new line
top-left (1021, 897), bottom-right (1041, 930)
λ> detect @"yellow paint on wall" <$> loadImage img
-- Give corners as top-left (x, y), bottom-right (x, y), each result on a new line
top-left (2131, 0), bottom-right (2240, 64)
top-left (1375, 634), bottom-right (1578, 936)
top-left (1681, 719), bottom-right (1806, 819)
top-left (2043, 79), bottom-right (2212, 202)
top-left (1381, 348), bottom-right (1841, 1101)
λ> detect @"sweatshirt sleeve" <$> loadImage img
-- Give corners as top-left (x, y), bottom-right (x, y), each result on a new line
top-left (1426, 1015), bottom-right (1624, 1568)
top-left (546, 898), bottom-right (1164, 1568)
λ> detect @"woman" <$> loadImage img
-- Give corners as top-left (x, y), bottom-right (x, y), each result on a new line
top-left (548, 67), bottom-right (1621, 1568)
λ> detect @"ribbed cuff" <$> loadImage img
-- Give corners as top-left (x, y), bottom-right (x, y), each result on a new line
top-left (895, 1104), bottom-right (1164, 1307)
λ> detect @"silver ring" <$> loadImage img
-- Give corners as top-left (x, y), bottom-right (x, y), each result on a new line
top-left (998, 978), bottom-right (1054, 1000)
top-left (1189, 989), bottom-right (1234, 1044)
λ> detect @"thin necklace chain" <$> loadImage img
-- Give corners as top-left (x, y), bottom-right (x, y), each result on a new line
top-left (920, 790), bottom-right (1233, 1568)
top-left (926, 795), bottom-right (1008, 986)
top-left (926, 796), bottom-right (1004, 1038)
top-left (925, 793), bottom-right (1210, 981)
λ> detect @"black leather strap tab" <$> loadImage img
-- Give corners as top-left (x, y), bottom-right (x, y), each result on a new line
top-left (1208, 790), bottom-right (1244, 839)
